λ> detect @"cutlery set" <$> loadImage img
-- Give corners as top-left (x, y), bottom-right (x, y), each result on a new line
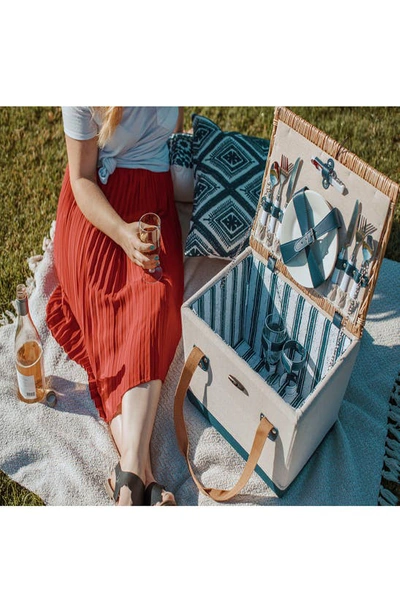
top-left (256, 154), bottom-right (301, 249)
top-left (257, 153), bottom-right (378, 319)
top-left (328, 204), bottom-right (377, 311)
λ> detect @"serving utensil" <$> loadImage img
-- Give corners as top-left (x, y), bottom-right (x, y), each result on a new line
top-left (339, 214), bottom-right (376, 293)
top-left (349, 234), bottom-right (376, 299)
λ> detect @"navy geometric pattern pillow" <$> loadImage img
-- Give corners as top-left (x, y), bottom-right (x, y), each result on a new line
top-left (185, 114), bottom-right (270, 259)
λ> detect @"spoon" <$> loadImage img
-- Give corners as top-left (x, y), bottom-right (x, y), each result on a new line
top-left (268, 158), bottom-right (291, 235)
top-left (271, 161), bottom-right (280, 190)
top-left (258, 161), bottom-right (280, 234)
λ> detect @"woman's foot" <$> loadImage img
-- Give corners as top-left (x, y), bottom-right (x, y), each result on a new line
top-left (144, 461), bottom-right (176, 506)
top-left (106, 462), bottom-right (145, 506)
top-left (144, 482), bottom-right (177, 506)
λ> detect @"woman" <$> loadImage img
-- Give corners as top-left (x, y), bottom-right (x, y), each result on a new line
top-left (46, 107), bottom-right (185, 505)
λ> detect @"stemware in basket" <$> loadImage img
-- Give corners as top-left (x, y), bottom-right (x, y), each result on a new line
top-left (261, 313), bottom-right (288, 374)
top-left (279, 340), bottom-right (307, 400)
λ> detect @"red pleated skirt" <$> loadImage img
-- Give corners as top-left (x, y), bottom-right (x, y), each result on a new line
top-left (46, 166), bottom-right (184, 423)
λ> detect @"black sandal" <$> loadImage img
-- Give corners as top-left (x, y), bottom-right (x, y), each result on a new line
top-left (106, 462), bottom-right (145, 506)
top-left (144, 482), bottom-right (177, 506)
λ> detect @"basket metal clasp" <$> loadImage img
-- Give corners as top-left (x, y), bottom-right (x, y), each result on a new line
top-left (192, 346), bottom-right (210, 371)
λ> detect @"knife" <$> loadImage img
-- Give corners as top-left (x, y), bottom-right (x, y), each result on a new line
top-left (274, 157), bottom-right (302, 242)
top-left (286, 157), bottom-right (302, 203)
top-left (331, 199), bottom-right (361, 287)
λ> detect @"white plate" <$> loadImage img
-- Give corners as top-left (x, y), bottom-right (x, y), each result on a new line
top-left (280, 190), bottom-right (339, 288)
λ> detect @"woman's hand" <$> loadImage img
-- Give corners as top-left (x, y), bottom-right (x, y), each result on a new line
top-left (117, 221), bottom-right (159, 270)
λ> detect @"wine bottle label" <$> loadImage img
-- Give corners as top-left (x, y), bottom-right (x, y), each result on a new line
top-left (17, 372), bottom-right (37, 400)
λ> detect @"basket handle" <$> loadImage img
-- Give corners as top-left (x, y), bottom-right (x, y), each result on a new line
top-left (174, 346), bottom-right (274, 502)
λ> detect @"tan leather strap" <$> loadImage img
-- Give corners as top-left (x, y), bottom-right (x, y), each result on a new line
top-left (174, 346), bottom-right (274, 502)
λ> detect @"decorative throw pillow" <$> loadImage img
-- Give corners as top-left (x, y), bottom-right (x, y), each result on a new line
top-left (168, 132), bottom-right (194, 203)
top-left (185, 114), bottom-right (270, 258)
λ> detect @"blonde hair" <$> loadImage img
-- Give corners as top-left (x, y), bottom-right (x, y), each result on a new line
top-left (94, 107), bottom-right (124, 148)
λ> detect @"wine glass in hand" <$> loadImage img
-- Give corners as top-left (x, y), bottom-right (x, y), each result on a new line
top-left (138, 212), bottom-right (163, 283)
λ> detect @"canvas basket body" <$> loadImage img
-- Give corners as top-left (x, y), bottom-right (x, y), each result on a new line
top-left (174, 107), bottom-right (399, 500)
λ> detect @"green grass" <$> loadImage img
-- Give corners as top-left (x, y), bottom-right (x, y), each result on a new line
top-left (1, 106), bottom-right (399, 505)
top-left (0, 470), bottom-right (45, 506)
top-left (0, 107), bottom-right (66, 316)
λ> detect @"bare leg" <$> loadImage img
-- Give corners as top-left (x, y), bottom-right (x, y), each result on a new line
top-left (109, 383), bottom-right (176, 505)
top-left (109, 380), bottom-right (161, 505)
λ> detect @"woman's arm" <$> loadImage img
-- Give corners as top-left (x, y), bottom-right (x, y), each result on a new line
top-left (65, 135), bottom-right (156, 269)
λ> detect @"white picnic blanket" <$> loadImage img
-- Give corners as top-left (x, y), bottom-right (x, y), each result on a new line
top-left (1, 225), bottom-right (399, 505)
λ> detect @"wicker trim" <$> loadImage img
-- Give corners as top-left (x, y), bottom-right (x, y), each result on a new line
top-left (252, 106), bottom-right (400, 339)
top-left (275, 107), bottom-right (399, 203)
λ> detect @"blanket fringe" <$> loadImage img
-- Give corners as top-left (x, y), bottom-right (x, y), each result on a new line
top-left (0, 221), bottom-right (56, 326)
top-left (378, 373), bottom-right (400, 506)
top-left (377, 486), bottom-right (399, 506)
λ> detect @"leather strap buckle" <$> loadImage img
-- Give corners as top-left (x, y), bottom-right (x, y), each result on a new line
top-left (294, 227), bottom-right (315, 252)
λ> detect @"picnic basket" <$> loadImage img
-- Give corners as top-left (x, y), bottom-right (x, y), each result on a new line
top-left (174, 106), bottom-right (399, 499)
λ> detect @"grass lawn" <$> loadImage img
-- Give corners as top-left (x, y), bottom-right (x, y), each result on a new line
top-left (1, 106), bottom-right (399, 505)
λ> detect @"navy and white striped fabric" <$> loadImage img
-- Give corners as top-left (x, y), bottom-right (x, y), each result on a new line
top-left (190, 253), bottom-right (352, 409)
top-left (191, 256), bottom-right (252, 349)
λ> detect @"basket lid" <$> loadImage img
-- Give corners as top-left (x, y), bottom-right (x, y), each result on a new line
top-left (251, 107), bottom-right (399, 339)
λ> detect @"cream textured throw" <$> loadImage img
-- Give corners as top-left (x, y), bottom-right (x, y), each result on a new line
top-left (0, 225), bottom-right (399, 505)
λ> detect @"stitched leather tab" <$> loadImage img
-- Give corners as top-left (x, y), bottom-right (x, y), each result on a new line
top-left (270, 204), bottom-right (283, 221)
top-left (335, 256), bottom-right (347, 271)
top-left (332, 311), bottom-right (343, 329)
top-left (261, 195), bottom-right (272, 213)
top-left (344, 260), bottom-right (357, 279)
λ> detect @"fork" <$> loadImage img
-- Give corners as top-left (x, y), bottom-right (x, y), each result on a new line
top-left (276, 155), bottom-right (294, 204)
top-left (351, 215), bottom-right (376, 259)
top-left (267, 155), bottom-right (294, 238)
top-left (339, 215), bottom-right (377, 292)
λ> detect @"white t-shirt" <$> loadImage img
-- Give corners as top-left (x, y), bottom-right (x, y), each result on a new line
top-left (62, 107), bottom-right (179, 183)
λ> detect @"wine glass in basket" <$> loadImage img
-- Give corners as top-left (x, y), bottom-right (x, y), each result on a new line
top-left (138, 212), bottom-right (163, 283)
top-left (261, 313), bottom-right (288, 374)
